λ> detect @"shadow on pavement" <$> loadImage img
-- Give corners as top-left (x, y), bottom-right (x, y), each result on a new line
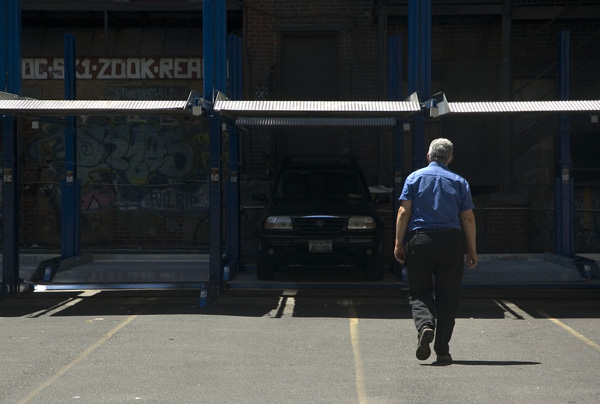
top-left (2, 287), bottom-right (598, 321)
top-left (426, 360), bottom-right (542, 367)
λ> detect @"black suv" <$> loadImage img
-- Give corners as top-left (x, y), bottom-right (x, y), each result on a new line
top-left (253, 157), bottom-right (386, 280)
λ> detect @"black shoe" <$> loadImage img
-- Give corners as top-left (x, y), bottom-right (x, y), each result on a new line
top-left (436, 354), bottom-right (452, 363)
top-left (416, 327), bottom-right (434, 360)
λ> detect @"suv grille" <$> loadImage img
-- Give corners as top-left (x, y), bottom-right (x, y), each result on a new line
top-left (293, 217), bottom-right (347, 232)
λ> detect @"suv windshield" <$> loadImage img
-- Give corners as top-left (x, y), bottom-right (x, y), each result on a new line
top-left (273, 168), bottom-right (369, 203)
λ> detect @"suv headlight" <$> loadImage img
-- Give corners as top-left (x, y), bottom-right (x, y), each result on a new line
top-left (347, 216), bottom-right (376, 230)
top-left (264, 216), bottom-right (293, 230)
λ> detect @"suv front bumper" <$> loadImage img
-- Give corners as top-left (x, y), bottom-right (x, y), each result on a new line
top-left (258, 233), bottom-right (383, 268)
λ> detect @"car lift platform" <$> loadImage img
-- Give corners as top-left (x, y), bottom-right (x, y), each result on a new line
top-left (227, 253), bottom-right (600, 291)
top-left (4, 252), bottom-right (599, 292)
top-left (461, 253), bottom-right (599, 290)
top-left (12, 253), bottom-right (209, 291)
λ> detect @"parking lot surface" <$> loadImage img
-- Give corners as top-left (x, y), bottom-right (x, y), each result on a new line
top-left (1, 288), bottom-right (599, 404)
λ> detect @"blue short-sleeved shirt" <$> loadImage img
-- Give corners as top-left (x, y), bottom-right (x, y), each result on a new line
top-left (400, 162), bottom-right (474, 232)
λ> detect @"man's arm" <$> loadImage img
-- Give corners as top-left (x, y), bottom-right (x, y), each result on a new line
top-left (460, 209), bottom-right (478, 269)
top-left (394, 200), bottom-right (412, 264)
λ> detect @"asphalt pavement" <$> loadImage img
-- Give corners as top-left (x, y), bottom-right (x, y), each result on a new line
top-left (1, 288), bottom-right (599, 404)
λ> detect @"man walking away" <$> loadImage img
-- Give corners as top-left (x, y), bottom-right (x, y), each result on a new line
top-left (394, 138), bottom-right (478, 363)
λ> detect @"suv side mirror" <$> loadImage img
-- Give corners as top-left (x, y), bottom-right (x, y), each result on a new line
top-left (252, 193), bottom-right (267, 205)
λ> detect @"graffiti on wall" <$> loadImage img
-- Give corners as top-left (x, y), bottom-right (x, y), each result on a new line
top-left (25, 115), bottom-right (210, 213)
top-left (18, 114), bottom-right (213, 247)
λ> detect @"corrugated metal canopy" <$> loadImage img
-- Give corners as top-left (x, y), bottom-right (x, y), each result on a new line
top-left (426, 93), bottom-right (600, 117)
top-left (5, 90), bottom-right (598, 121)
top-left (447, 100), bottom-right (600, 115)
top-left (214, 92), bottom-right (422, 123)
top-left (0, 91), bottom-right (197, 117)
top-left (235, 116), bottom-right (398, 130)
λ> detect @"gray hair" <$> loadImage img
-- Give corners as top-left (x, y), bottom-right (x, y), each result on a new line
top-left (428, 138), bottom-right (453, 164)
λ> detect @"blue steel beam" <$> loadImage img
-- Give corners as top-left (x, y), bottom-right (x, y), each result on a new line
top-left (203, 0), bottom-right (214, 101)
top-left (1, 0), bottom-right (22, 298)
top-left (61, 33), bottom-right (81, 259)
top-left (203, 0), bottom-right (227, 304)
top-left (556, 30), bottom-right (574, 257)
top-left (408, 0), bottom-right (431, 170)
top-left (224, 123), bottom-right (239, 280)
top-left (4, 0), bottom-right (21, 95)
top-left (208, 109), bottom-right (223, 299)
top-left (203, 0), bottom-right (227, 102)
top-left (224, 34), bottom-right (242, 280)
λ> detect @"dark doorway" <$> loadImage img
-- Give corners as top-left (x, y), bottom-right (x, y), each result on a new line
top-left (281, 34), bottom-right (341, 156)
top-left (281, 34), bottom-right (339, 101)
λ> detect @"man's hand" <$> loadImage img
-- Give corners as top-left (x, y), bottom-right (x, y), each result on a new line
top-left (394, 243), bottom-right (406, 264)
top-left (460, 209), bottom-right (477, 270)
top-left (466, 250), bottom-right (478, 269)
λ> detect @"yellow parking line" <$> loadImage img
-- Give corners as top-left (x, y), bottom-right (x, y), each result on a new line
top-left (17, 313), bottom-right (140, 404)
top-left (535, 308), bottom-right (600, 353)
top-left (349, 303), bottom-right (368, 404)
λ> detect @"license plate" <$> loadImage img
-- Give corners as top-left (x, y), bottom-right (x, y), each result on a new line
top-left (309, 240), bottom-right (332, 253)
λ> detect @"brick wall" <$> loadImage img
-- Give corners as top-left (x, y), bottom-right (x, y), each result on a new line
top-left (244, 0), bottom-right (380, 101)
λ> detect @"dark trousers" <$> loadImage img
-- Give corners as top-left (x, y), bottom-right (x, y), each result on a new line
top-left (406, 230), bottom-right (464, 356)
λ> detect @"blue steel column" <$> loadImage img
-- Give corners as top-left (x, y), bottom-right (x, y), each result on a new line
top-left (203, 0), bottom-right (227, 303)
top-left (408, 0), bottom-right (431, 169)
top-left (224, 124), bottom-right (239, 281)
top-left (61, 33), bottom-right (81, 259)
top-left (556, 31), bottom-right (574, 257)
top-left (1, 0), bottom-right (22, 297)
top-left (224, 34), bottom-right (242, 279)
